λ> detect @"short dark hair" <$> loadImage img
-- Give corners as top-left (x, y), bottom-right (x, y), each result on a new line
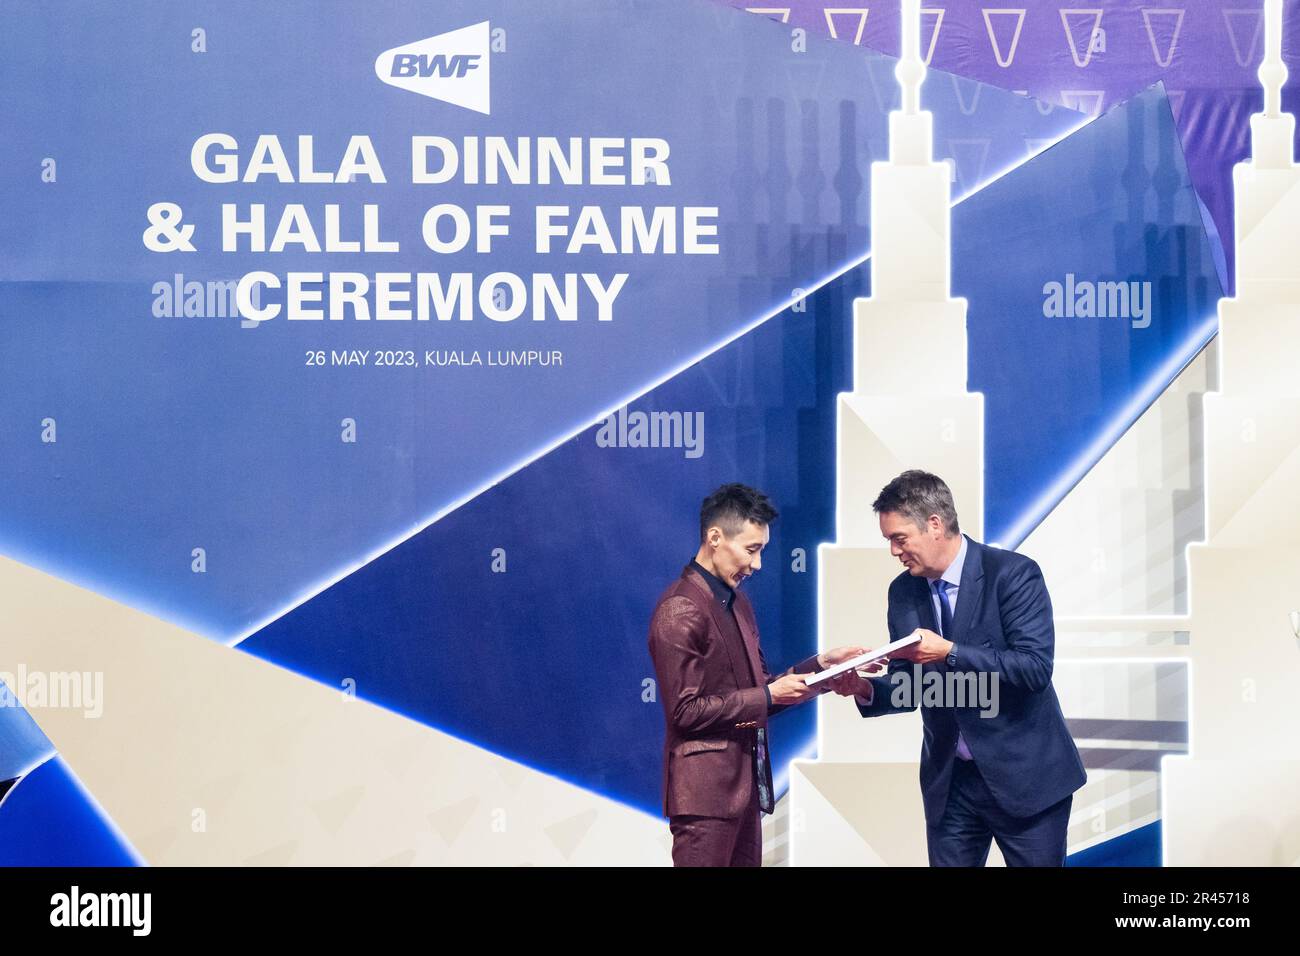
top-left (699, 483), bottom-right (778, 541)
top-left (872, 470), bottom-right (960, 536)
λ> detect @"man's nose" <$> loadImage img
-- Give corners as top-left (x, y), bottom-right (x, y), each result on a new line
top-left (751, 554), bottom-right (761, 571)
top-left (890, 542), bottom-right (903, 556)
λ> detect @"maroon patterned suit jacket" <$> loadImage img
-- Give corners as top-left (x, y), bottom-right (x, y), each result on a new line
top-left (647, 564), bottom-right (822, 818)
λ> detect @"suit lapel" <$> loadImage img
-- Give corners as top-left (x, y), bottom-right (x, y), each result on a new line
top-left (731, 594), bottom-right (764, 685)
top-left (948, 534), bottom-right (985, 642)
top-left (912, 575), bottom-right (942, 677)
top-left (682, 567), bottom-right (756, 687)
top-left (914, 574), bottom-right (939, 632)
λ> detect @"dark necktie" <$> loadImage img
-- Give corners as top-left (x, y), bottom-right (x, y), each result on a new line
top-left (934, 579), bottom-right (954, 638)
top-left (934, 578), bottom-right (974, 761)
top-left (755, 727), bottom-right (773, 813)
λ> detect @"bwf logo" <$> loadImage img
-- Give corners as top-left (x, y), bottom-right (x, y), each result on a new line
top-left (375, 21), bottom-right (490, 114)
top-left (393, 53), bottom-right (480, 79)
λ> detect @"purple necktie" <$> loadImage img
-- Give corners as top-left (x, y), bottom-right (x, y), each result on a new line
top-left (934, 580), bottom-right (974, 762)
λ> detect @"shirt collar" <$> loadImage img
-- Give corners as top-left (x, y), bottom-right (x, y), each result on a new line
top-left (927, 534), bottom-right (967, 590)
top-left (690, 559), bottom-right (735, 608)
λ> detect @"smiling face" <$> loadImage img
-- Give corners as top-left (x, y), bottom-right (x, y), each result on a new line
top-left (702, 519), bottom-right (769, 588)
top-left (879, 510), bottom-right (957, 578)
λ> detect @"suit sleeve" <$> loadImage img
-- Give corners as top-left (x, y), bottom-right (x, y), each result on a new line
top-left (649, 596), bottom-right (768, 735)
top-left (947, 559), bottom-right (1054, 693)
top-left (760, 643), bottom-right (823, 717)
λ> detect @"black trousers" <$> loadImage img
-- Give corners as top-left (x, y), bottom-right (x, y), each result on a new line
top-left (927, 758), bottom-right (1072, 867)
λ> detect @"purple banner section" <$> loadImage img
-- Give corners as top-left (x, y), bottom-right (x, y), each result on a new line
top-left (719, 0), bottom-right (1300, 293)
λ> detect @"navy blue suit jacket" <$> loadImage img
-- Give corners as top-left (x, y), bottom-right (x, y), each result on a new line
top-left (858, 535), bottom-right (1085, 823)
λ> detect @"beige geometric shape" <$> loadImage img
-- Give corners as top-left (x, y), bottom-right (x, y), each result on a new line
top-left (1218, 299), bottom-right (1300, 396)
top-left (428, 795), bottom-right (480, 845)
top-left (243, 840), bottom-right (301, 867)
top-left (869, 162), bottom-right (953, 299)
top-left (1203, 395), bottom-right (1300, 546)
top-left (854, 299), bottom-right (969, 396)
top-left (376, 738), bottom-right (424, 783)
top-left (544, 808), bottom-right (598, 860)
top-left (1233, 167), bottom-right (1300, 282)
top-left (133, 824), bottom-right (182, 862)
top-left (791, 761), bottom-right (923, 865)
top-left (0, 554), bottom-right (668, 865)
top-left (1184, 545), bottom-right (1300, 760)
top-left (494, 761), bottom-right (527, 791)
top-left (790, 760), bottom-right (1015, 866)
top-left (194, 771), bottom-right (247, 822)
top-left (788, 761), bottom-right (888, 866)
top-left (835, 394), bottom-right (984, 546)
top-left (312, 784), bottom-right (367, 836)
top-left (1163, 757), bottom-right (1300, 865)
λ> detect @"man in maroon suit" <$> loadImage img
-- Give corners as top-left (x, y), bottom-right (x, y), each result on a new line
top-left (648, 483), bottom-right (865, 866)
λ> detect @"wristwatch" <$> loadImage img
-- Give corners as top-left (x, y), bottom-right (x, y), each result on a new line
top-left (945, 644), bottom-right (958, 668)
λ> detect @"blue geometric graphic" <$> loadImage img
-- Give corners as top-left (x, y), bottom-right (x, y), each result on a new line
top-left (1068, 821), bottom-right (1162, 867)
top-left (0, 0), bottom-right (1080, 643)
top-left (0, 687), bottom-right (53, 781)
top-left (0, 758), bottom-right (140, 866)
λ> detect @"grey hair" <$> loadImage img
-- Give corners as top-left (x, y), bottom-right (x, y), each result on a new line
top-left (871, 470), bottom-right (960, 536)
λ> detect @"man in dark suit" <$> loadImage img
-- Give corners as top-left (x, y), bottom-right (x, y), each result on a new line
top-left (648, 483), bottom-right (865, 867)
top-left (830, 470), bottom-right (1085, 866)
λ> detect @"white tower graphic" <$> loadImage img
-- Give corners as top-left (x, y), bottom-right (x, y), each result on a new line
top-left (790, 0), bottom-right (1300, 867)
top-left (788, 0), bottom-right (983, 866)
top-left (1160, 0), bottom-right (1300, 865)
